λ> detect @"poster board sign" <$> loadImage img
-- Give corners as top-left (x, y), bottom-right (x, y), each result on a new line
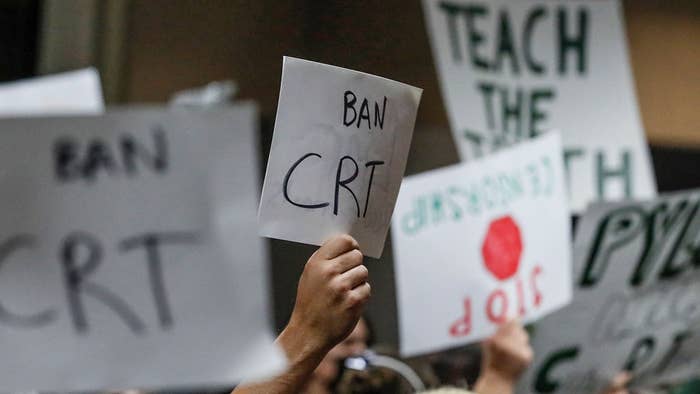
top-left (392, 132), bottom-right (571, 356)
top-left (0, 68), bottom-right (104, 116)
top-left (519, 190), bottom-right (700, 393)
top-left (422, 0), bottom-right (657, 211)
top-left (258, 57), bottom-right (422, 258)
top-left (0, 105), bottom-right (285, 392)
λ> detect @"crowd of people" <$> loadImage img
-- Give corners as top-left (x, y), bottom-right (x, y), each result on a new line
top-left (230, 234), bottom-right (632, 394)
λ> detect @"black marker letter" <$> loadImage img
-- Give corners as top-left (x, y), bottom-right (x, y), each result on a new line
top-left (344, 91), bottom-right (357, 127)
top-left (533, 346), bottom-right (580, 393)
top-left (363, 161), bottom-right (385, 217)
top-left (54, 137), bottom-right (81, 182)
top-left (61, 232), bottom-right (145, 334)
top-left (283, 153), bottom-right (330, 209)
top-left (0, 235), bottom-right (57, 328)
top-left (358, 99), bottom-right (372, 129)
top-left (579, 206), bottom-right (645, 287)
top-left (119, 232), bottom-right (198, 329)
top-left (558, 7), bottom-right (589, 75)
top-left (624, 337), bottom-right (655, 372)
top-left (523, 7), bottom-right (547, 74)
top-left (82, 140), bottom-right (118, 182)
top-left (334, 156), bottom-right (360, 217)
top-left (121, 125), bottom-right (168, 176)
top-left (374, 96), bottom-right (387, 130)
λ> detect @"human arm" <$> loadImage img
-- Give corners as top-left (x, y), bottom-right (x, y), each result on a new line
top-left (232, 234), bottom-right (371, 394)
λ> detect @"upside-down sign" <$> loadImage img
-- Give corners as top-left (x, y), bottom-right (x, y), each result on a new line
top-left (392, 132), bottom-right (572, 356)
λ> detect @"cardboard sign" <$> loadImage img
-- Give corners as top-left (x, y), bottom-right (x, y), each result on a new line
top-left (259, 57), bottom-right (422, 258)
top-left (392, 132), bottom-right (572, 356)
top-left (422, 0), bottom-right (657, 211)
top-left (0, 105), bottom-right (285, 392)
top-left (519, 190), bottom-right (700, 394)
top-left (0, 68), bottom-right (104, 116)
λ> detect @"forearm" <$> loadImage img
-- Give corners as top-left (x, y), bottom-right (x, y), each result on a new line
top-left (232, 323), bottom-right (327, 394)
top-left (473, 370), bottom-right (516, 394)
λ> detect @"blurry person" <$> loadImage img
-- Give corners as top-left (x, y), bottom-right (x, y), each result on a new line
top-left (334, 319), bottom-right (534, 394)
top-left (308, 317), bottom-right (371, 393)
top-left (418, 319), bottom-right (533, 394)
top-left (426, 344), bottom-right (482, 387)
top-left (232, 234), bottom-right (370, 394)
top-left (602, 372), bottom-right (631, 394)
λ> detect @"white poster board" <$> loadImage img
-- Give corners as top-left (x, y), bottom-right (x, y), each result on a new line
top-left (0, 105), bottom-right (284, 392)
top-left (259, 57), bottom-right (422, 258)
top-left (0, 68), bottom-right (104, 116)
top-left (519, 190), bottom-right (700, 394)
top-left (422, 0), bottom-right (656, 212)
top-left (392, 132), bottom-right (572, 356)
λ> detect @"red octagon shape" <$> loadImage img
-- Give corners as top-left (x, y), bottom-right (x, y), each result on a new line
top-left (481, 215), bottom-right (523, 281)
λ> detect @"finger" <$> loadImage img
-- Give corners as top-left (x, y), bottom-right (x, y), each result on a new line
top-left (512, 325), bottom-right (529, 343)
top-left (347, 282), bottom-right (371, 306)
top-left (519, 345), bottom-right (534, 364)
top-left (504, 318), bottom-right (529, 342)
top-left (340, 264), bottom-right (369, 289)
top-left (610, 372), bottom-right (631, 389)
top-left (316, 234), bottom-right (359, 260)
top-left (496, 317), bottom-right (519, 334)
top-left (332, 248), bottom-right (364, 273)
top-left (505, 311), bottom-right (520, 323)
top-left (494, 318), bottom-right (520, 341)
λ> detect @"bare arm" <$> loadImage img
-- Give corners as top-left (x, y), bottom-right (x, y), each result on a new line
top-left (232, 234), bottom-right (371, 394)
top-left (231, 323), bottom-right (328, 393)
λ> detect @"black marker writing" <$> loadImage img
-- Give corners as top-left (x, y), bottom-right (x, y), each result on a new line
top-left (438, 2), bottom-right (589, 76)
top-left (119, 231), bottom-right (199, 329)
top-left (334, 156), bottom-right (360, 217)
top-left (61, 232), bottom-right (146, 334)
top-left (0, 235), bottom-right (57, 328)
top-left (282, 153), bottom-right (385, 218)
top-left (55, 125), bottom-right (169, 183)
top-left (343, 90), bottom-right (387, 130)
top-left (283, 153), bottom-right (330, 209)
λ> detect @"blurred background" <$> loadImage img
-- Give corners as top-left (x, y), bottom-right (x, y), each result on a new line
top-left (1, 0), bottom-right (699, 351)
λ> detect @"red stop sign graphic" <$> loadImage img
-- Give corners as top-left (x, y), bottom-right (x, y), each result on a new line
top-left (481, 216), bottom-right (523, 281)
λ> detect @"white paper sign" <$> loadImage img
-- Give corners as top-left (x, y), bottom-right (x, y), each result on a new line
top-left (259, 57), bottom-right (422, 258)
top-left (392, 132), bottom-right (572, 356)
top-left (422, 0), bottom-right (657, 212)
top-left (0, 105), bottom-right (284, 392)
top-left (0, 68), bottom-right (104, 117)
top-left (519, 190), bottom-right (700, 394)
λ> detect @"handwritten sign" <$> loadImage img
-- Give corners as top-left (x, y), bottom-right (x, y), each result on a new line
top-left (258, 57), bottom-right (422, 258)
top-left (392, 132), bottom-right (571, 356)
top-left (0, 105), bottom-right (285, 392)
top-left (519, 190), bottom-right (700, 394)
top-left (0, 68), bottom-right (104, 116)
top-left (422, 0), bottom-right (657, 211)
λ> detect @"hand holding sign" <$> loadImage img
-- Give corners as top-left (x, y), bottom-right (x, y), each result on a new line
top-left (259, 57), bottom-right (422, 258)
top-left (233, 234), bottom-right (370, 394)
top-left (287, 234), bottom-right (370, 353)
